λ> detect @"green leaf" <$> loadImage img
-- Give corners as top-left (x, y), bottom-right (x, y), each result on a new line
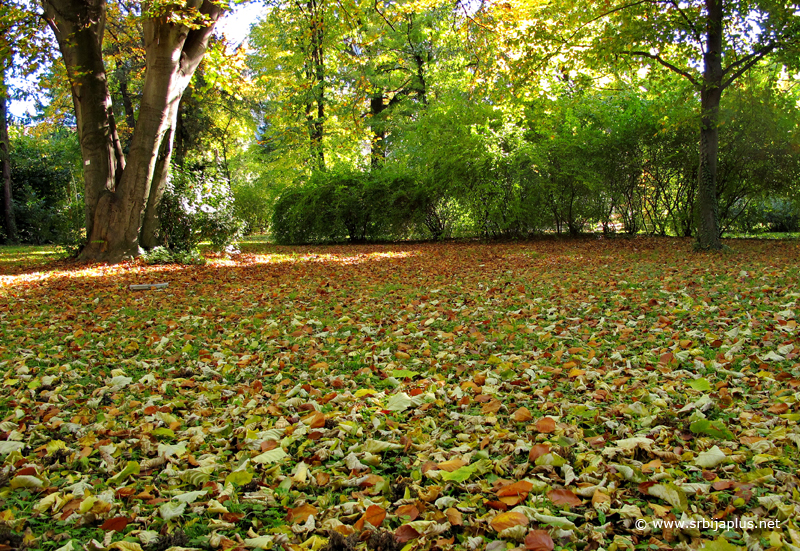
top-left (440, 463), bottom-right (479, 483)
top-left (690, 419), bottom-right (734, 440)
top-left (391, 369), bottom-right (420, 379)
top-left (225, 470), bottom-right (254, 487)
top-left (108, 461), bottom-right (141, 485)
top-left (688, 378), bottom-right (711, 391)
top-left (252, 448), bottom-right (289, 464)
top-left (159, 500), bottom-right (186, 521)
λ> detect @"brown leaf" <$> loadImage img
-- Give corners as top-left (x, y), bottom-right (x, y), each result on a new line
top-left (315, 472), bottom-right (330, 486)
top-left (100, 516), bottom-right (129, 532)
top-left (767, 403), bottom-right (789, 414)
top-left (547, 488), bottom-right (582, 508)
top-left (260, 440), bottom-right (278, 452)
top-left (395, 524), bottom-right (421, 543)
top-left (525, 530), bottom-right (555, 551)
top-left (642, 459), bottom-right (661, 473)
top-left (712, 480), bottom-right (735, 491)
top-left (535, 417), bottom-right (556, 433)
top-left (591, 489), bottom-right (611, 508)
top-left (437, 458), bottom-right (467, 472)
top-left (490, 511), bottom-right (529, 532)
top-left (301, 410), bottom-right (326, 428)
top-left (512, 407), bottom-right (533, 422)
top-left (481, 398), bottom-right (502, 414)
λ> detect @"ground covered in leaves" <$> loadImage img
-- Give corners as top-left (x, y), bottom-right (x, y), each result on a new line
top-left (1, 237), bottom-right (799, 551)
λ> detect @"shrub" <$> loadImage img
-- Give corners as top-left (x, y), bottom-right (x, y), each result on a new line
top-left (156, 165), bottom-right (245, 253)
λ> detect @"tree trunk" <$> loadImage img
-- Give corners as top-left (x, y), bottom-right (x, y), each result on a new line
top-left (370, 93), bottom-right (387, 168)
top-left (42, 0), bottom-right (223, 262)
top-left (695, 0), bottom-right (723, 250)
top-left (0, 68), bottom-right (17, 244)
top-left (309, 0), bottom-right (325, 169)
top-left (42, 0), bottom-right (125, 242)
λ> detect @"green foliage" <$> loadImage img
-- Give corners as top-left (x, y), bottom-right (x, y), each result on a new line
top-left (141, 246), bottom-right (206, 265)
top-left (271, 166), bottom-right (430, 244)
top-left (6, 128), bottom-right (84, 247)
top-left (156, 165), bottom-right (244, 253)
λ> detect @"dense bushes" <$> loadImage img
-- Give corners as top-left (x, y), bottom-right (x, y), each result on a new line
top-left (271, 167), bottom-right (428, 244)
top-left (4, 129), bottom-right (84, 247)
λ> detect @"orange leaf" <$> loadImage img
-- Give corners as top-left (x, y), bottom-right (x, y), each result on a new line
top-left (535, 417), bottom-right (556, 433)
top-left (100, 516), bottom-right (129, 532)
top-left (354, 504), bottom-right (386, 531)
top-left (767, 403), bottom-right (789, 414)
top-left (568, 367), bottom-right (585, 378)
top-left (525, 530), bottom-right (555, 551)
top-left (396, 504), bottom-right (419, 521)
top-left (548, 488), bottom-right (582, 508)
top-left (529, 444), bottom-right (551, 461)
top-left (301, 410), bottom-right (326, 428)
top-left (437, 459), bottom-right (467, 472)
top-left (315, 472), bottom-right (330, 486)
top-left (512, 407), bottom-right (532, 422)
top-left (445, 507), bottom-right (463, 526)
top-left (591, 489), bottom-right (611, 508)
top-left (490, 511), bottom-right (529, 532)
top-left (395, 524), bottom-right (421, 543)
top-left (260, 440), bottom-right (278, 452)
top-left (499, 495), bottom-right (525, 506)
top-left (286, 503), bottom-right (318, 524)
top-left (481, 399), bottom-right (502, 415)
top-left (642, 459), bottom-right (661, 473)
top-left (497, 480), bottom-right (534, 497)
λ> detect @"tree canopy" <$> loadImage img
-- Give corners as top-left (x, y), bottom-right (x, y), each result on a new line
top-left (2, 0), bottom-right (799, 254)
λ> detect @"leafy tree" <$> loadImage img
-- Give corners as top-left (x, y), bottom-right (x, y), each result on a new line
top-left (560, 0), bottom-right (800, 249)
top-left (1, 0), bottom-right (50, 243)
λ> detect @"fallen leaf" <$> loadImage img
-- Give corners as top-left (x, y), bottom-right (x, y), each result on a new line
top-left (490, 511), bottom-right (529, 532)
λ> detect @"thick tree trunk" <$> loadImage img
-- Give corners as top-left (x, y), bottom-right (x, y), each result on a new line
top-left (42, 0), bottom-right (125, 241)
top-left (695, 0), bottom-right (723, 250)
top-left (42, 0), bottom-right (223, 262)
top-left (0, 69), bottom-right (17, 243)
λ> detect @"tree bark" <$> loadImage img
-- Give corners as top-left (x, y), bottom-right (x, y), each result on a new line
top-left (0, 68), bottom-right (17, 243)
top-left (42, 0), bottom-right (125, 241)
top-left (695, 0), bottom-right (724, 250)
top-left (42, 0), bottom-right (223, 262)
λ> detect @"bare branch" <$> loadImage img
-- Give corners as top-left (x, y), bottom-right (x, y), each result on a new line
top-left (624, 50), bottom-right (699, 86)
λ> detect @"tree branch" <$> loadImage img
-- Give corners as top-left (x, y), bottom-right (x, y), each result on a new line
top-left (720, 44), bottom-right (777, 90)
top-left (624, 50), bottom-right (699, 86)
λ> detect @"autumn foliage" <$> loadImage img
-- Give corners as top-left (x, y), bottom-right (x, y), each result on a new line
top-left (0, 237), bottom-right (798, 549)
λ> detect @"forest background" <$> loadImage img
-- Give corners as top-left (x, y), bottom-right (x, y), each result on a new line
top-left (1, 0), bottom-right (799, 258)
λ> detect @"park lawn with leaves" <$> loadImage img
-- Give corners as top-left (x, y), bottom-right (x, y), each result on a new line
top-left (1, 237), bottom-right (799, 551)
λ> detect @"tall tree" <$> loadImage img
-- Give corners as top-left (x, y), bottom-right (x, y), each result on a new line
top-left (38, 0), bottom-right (226, 262)
top-left (557, 0), bottom-right (800, 249)
top-left (0, 0), bottom-right (46, 243)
